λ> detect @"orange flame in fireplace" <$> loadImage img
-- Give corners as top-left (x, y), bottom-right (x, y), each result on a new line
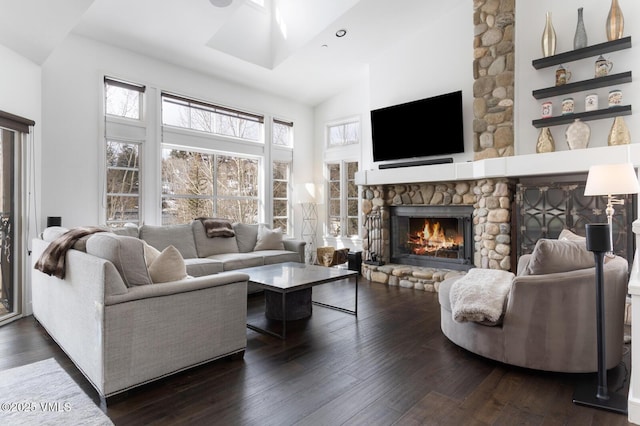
top-left (408, 220), bottom-right (461, 255)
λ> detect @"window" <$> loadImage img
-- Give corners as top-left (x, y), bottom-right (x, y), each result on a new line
top-left (327, 119), bottom-right (360, 147)
top-left (327, 161), bottom-right (359, 237)
top-left (272, 119), bottom-right (293, 147)
top-left (104, 78), bottom-right (145, 120)
top-left (161, 93), bottom-right (263, 142)
top-left (161, 149), bottom-right (259, 225)
top-left (106, 140), bottom-right (141, 227)
top-left (272, 161), bottom-right (290, 231)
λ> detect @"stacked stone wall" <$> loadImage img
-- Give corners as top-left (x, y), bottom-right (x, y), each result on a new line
top-left (473, 0), bottom-right (515, 160)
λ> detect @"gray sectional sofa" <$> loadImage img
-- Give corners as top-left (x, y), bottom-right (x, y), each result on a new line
top-left (30, 221), bottom-right (305, 402)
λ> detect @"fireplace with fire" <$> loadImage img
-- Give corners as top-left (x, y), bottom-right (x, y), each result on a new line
top-left (390, 205), bottom-right (474, 270)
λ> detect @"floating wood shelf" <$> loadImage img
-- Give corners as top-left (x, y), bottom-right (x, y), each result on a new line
top-left (532, 72), bottom-right (632, 99)
top-left (532, 37), bottom-right (632, 69)
top-left (531, 105), bottom-right (631, 128)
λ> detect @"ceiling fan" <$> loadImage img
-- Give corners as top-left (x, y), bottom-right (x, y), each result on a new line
top-left (210, 0), bottom-right (233, 7)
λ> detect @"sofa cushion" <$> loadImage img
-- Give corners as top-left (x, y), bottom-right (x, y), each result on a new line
top-left (192, 220), bottom-right (239, 257)
top-left (254, 225), bottom-right (285, 251)
top-left (140, 224), bottom-right (198, 259)
top-left (234, 223), bottom-right (259, 253)
top-left (184, 258), bottom-right (225, 277)
top-left (86, 233), bottom-right (153, 287)
top-left (526, 238), bottom-right (594, 275)
top-left (111, 224), bottom-right (140, 238)
top-left (207, 253), bottom-right (264, 271)
top-left (148, 245), bottom-right (188, 283)
top-left (259, 250), bottom-right (302, 265)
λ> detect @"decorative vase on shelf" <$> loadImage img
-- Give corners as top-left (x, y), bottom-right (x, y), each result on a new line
top-left (536, 127), bottom-right (555, 153)
top-left (606, 0), bottom-right (624, 41)
top-left (541, 11), bottom-right (557, 57)
top-left (574, 7), bottom-right (588, 49)
top-left (608, 116), bottom-right (631, 145)
top-left (565, 119), bottom-right (590, 150)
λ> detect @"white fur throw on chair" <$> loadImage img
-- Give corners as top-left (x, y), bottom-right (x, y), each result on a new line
top-left (449, 268), bottom-right (515, 324)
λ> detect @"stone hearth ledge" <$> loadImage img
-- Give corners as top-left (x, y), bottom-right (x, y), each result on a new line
top-left (361, 263), bottom-right (466, 292)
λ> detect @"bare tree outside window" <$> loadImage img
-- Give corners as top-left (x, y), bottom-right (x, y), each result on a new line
top-left (106, 141), bottom-right (140, 226)
top-left (161, 149), bottom-right (258, 224)
top-left (272, 161), bottom-right (290, 232)
top-left (161, 95), bottom-right (262, 142)
top-left (105, 81), bottom-right (142, 120)
top-left (326, 161), bottom-right (359, 237)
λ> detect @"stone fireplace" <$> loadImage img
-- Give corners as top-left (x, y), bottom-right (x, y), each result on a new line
top-left (361, 178), bottom-right (514, 288)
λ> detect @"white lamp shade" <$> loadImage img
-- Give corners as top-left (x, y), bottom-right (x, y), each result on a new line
top-left (295, 183), bottom-right (316, 203)
top-left (584, 163), bottom-right (640, 196)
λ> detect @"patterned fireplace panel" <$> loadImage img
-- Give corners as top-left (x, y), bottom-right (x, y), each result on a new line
top-left (516, 176), bottom-right (636, 265)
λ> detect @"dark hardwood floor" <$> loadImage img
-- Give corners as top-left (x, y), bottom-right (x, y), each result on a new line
top-left (0, 278), bottom-right (632, 425)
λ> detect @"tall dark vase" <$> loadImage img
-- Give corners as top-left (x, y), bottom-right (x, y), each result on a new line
top-left (574, 7), bottom-right (588, 49)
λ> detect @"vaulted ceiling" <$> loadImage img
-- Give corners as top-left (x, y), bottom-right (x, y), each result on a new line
top-left (0, 0), bottom-right (452, 106)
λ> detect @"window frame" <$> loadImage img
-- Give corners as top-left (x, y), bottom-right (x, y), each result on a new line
top-left (326, 116), bottom-right (360, 148)
top-left (161, 92), bottom-right (264, 144)
top-left (272, 160), bottom-right (291, 233)
top-left (104, 77), bottom-right (146, 121)
top-left (105, 139), bottom-right (143, 227)
top-left (326, 159), bottom-right (359, 238)
top-left (160, 145), bottom-right (262, 225)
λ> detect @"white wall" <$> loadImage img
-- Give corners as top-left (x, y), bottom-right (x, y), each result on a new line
top-left (41, 34), bottom-right (314, 237)
top-left (367, 0), bottom-right (474, 168)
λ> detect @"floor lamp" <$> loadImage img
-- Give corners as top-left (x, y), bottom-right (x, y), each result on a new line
top-left (572, 223), bottom-right (628, 413)
top-left (573, 163), bottom-right (640, 414)
top-left (297, 183), bottom-right (317, 265)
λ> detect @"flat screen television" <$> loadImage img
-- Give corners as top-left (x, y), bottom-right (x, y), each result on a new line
top-left (370, 90), bottom-right (464, 163)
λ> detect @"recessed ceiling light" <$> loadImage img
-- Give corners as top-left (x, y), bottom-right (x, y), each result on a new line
top-left (210, 0), bottom-right (233, 7)
top-left (335, 29), bottom-right (347, 38)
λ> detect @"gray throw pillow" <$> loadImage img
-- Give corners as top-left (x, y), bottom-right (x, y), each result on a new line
top-left (254, 225), bottom-right (285, 251)
top-left (139, 224), bottom-right (198, 259)
top-left (192, 220), bottom-right (239, 257)
top-left (86, 233), bottom-right (153, 287)
top-left (526, 238), bottom-right (594, 275)
top-left (233, 223), bottom-right (259, 252)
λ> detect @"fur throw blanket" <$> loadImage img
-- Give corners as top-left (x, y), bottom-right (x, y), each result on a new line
top-left (196, 217), bottom-right (235, 238)
top-left (449, 268), bottom-right (515, 324)
top-left (34, 226), bottom-right (106, 279)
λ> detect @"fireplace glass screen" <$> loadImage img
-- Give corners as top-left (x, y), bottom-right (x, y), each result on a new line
top-left (390, 206), bottom-right (473, 270)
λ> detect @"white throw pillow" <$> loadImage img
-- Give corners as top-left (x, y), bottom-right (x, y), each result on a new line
top-left (143, 242), bottom-right (161, 267)
top-left (148, 245), bottom-right (188, 283)
top-left (254, 225), bottom-right (285, 251)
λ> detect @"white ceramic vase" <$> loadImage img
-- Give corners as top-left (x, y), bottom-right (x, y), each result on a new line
top-left (565, 119), bottom-right (590, 150)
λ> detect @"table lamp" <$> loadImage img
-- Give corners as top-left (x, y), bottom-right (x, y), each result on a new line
top-left (584, 163), bottom-right (640, 253)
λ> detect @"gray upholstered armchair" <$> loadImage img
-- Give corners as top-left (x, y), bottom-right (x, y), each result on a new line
top-left (438, 230), bottom-right (628, 373)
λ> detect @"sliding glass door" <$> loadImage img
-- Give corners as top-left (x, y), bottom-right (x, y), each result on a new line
top-left (0, 110), bottom-right (33, 325)
top-left (0, 128), bottom-right (15, 320)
